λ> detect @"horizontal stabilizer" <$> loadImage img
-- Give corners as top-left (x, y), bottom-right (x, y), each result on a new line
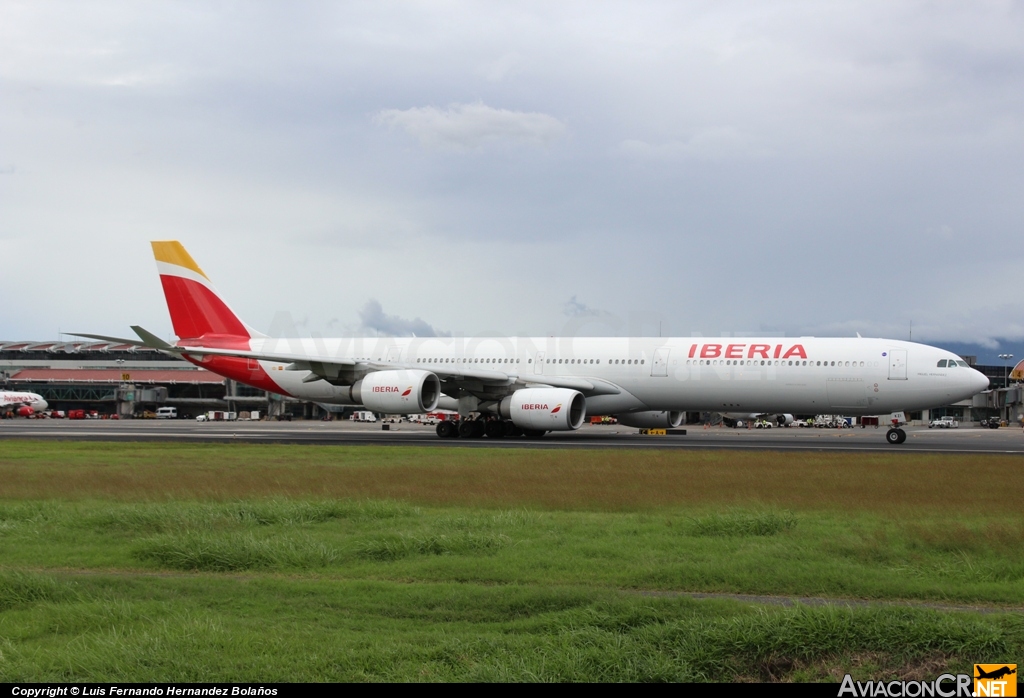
top-left (131, 325), bottom-right (179, 352)
top-left (70, 332), bottom-right (149, 347)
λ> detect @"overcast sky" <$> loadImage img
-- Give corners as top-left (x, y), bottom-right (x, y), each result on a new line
top-left (3, 1), bottom-right (1023, 361)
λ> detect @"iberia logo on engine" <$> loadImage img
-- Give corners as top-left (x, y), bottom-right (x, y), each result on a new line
top-left (372, 386), bottom-right (400, 393)
top-left (401, 386), bottom-right (412, 397)
top-left (551, 404), bottom-right (562, 414)
top-left (975, 664), bottom-right (1017, 696)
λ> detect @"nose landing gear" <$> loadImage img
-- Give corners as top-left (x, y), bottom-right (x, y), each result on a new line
top-left (885, 427), bottom-right (907, 444)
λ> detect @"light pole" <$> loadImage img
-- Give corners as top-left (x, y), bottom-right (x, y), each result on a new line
top-left (998, 353), bottom-right (1014, 424)
top-left (999, 354), bottom-right (1014, 389)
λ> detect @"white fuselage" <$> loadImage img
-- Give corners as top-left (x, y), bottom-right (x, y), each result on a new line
top-left (0, 390), bottom-right (48, 413)
top-left (244, 336), bottom-right (988, 416)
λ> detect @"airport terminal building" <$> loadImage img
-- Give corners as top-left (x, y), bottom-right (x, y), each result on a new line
top-left (2, 339), bottom-right (1020, 424)
top-left (0, 341), bottom-right (315, 419)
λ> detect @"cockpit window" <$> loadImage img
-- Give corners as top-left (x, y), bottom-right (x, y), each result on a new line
top-left (937, 360), bottom-right (948, 367)
top-left (956, 360), bottom-right (970, 367)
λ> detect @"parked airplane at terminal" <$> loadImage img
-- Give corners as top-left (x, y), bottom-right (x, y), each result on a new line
top-left (0, 390), bottom-right (48, 417)
top-left (78, 242), bottom-right (989, 444)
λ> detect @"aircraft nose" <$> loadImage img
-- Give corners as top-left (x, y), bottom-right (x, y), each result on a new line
top-left (970, 369), bottom-right (989, 394)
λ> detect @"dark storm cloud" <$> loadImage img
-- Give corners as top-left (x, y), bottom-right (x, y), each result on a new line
top-left (358, 300), bottom-right (451, 338)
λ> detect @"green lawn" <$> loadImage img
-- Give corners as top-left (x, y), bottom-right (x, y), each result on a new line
top-left (1, 441), bottom-right (1022, 681)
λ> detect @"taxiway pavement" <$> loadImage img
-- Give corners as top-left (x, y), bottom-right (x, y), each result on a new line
top-left (3, 420), bottom-right (1023, 453)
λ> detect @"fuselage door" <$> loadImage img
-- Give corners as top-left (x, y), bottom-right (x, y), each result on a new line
top-left (651, 348), bottom-right (670, 377)
top-left (534, 351), bottom-right (545, 375)
top-left (386, 346), bottom-right (402, 363)
top-left (888, 349), bottom-right (907, 380)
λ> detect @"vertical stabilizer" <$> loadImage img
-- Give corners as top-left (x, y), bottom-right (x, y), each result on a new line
top-left (151, 241), bottom-right (264, 341)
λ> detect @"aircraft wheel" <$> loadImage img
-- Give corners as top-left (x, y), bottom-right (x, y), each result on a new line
top-left (458, 420), bottom-right (477, 438)
top-left (522, 429), bottom-right (546, 439)
top-left (886, 428), bottom-right (903, 445)
top-left (485, 420), bottom-right (504, 438)
top-left (502, 420), bottom-right (520, 437)
top-left (436, 421), bottom-right (456, 438)
top-left (896, 428), bottom-right (907, 444)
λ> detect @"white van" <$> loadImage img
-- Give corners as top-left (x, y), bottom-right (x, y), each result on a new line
top-left (156, 407), bottom-right (178, 419)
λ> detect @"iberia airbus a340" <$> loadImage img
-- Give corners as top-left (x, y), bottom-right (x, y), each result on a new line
top-left (78, 242), bottom-right (989, 445)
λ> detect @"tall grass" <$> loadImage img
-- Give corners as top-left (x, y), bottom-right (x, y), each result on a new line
top-left (2, 441), bottom-right (1023, 681)
top-left (90, 499), bottom-right (417, 534)
top-left (688, 511), bottom-right (797, 537)
top-left (0, 571), bottom-right (78, 611)
top-left (133, 533), bottom-right (342, 571)
top-left (1, 576), bottom-right (1020, 682)
top-left (354, 533), bottom-right (511, 561)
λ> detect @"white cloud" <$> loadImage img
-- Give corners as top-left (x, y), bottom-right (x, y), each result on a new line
top-left (618, 127), bottom-right (770, 161)
top-left (375, 102), bottom-right (566, 151)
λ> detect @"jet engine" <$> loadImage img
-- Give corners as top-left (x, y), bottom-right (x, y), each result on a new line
top-left (615, 411), bottom-right (684, 429)
top-left (16, 406), bottom-right (34, 418)
top-left (776, 414), bottom-right (795, 427)
top-left (350, 370), bottom-right (440, 413)
top-left (499, 388), bottom-right (586, 431)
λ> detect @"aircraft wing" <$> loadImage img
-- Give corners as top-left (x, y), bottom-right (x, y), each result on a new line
top-left (74, 328), bottom-right (622, 397)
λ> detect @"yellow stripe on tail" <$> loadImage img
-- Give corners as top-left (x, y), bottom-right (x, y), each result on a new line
top-left (151, 241), bottom-right (210, 280)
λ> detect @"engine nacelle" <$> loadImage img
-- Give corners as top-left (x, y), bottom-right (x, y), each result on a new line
top-left (16, 406), bottom-right (34, 418)
top-left (351, 370), bottom-right (440, 414)
top-left (615, 410), bottom-right (684, 429)
top-left (776, 414), bottom-right (794, 426)
top-left (500, 388), bottom-right (586, 431)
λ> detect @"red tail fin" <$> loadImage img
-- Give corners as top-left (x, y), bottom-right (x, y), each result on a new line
top-left (151, 241), bottom-right (262, 343)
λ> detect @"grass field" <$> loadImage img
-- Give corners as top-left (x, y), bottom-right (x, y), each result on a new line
top-left (1, 441), bottom-right (1022, 682)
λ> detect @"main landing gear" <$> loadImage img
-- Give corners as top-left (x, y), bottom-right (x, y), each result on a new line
top-left (885, 427), bottom-right (907, 444)
top-left (435, 418), bottom-right (545, 439)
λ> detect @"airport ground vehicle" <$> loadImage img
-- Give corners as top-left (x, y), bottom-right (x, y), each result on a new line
top-left (196, 411), bottom-right (237, 422)
top-left (929, 416), bottom-right (959, 428)
top-left (979, 417), bottom-right (1000, 429)
top-left (78, 241), bottom-right (991, 446)
top-left (814, 415), bottom-right (852, 428)
top-left (156, 407), bottom-right (177, 419)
